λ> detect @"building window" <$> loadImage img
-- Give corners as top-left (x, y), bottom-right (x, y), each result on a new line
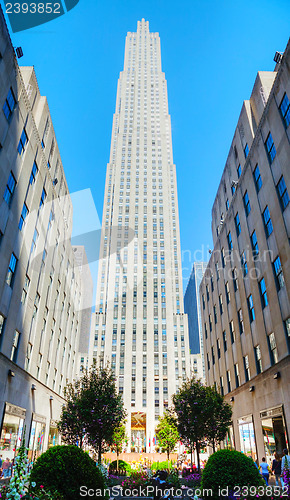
top-left (226, 198), bottom-right (229, 211)
top-left (219, 294), bottom-right (223, 315)
top-left (248, 294), bottom-right (255, 322)
top-left (6, 253), bottom-right (18, 288)
top-left (279, 92), bottom-right (290, 127)
top-left (221, 248), bottom-right (225, 268)
top-left (276, 176), bottom-right (289, 211)
top-left (237, 165), bottom-right (241, 178)
top-left (241, 251), bottom-right (248, 276)
top-left (217, 339), bottom-right (221, 359)
top-left (3, 87), bottom-right (16, 121)
top-left (4, 171), bottom-right (16, 206)
top-left (259, 278), bottom-right (268, 308)
top-left (223, 331), bottom-right (227, 352)
top-left (263, 206), bottom-right (273, 237)
top-left (253, 164), bottom-right (262, 192)
top-left (254, 345), bottom-right (262, 374)
top-left (212, 346), bottom-right (215, 365)
top-left (229, 320), bottom-right (235, 344)
top-left (21, 275), bottom-right (30, 305)
top-left (238, 309), bottom-right (244, 334)
top-left (243, 191), bottom-right (251, 216)
top-left (19, 203), bottom-right (29, 231)
top-left (39, 188), bottom-right (46, 208)
top-left (265, 132), bottom-right (276, 164)
top-left (243, 355), bottom-right (250, 382)
top-left (0, 314), bottom-right (6, 347)
top-left (244, 143), bottom-right (249, 158)
top-left (227, 370), bottom-right (231, 393)
top-left (232, 268), bottom-right (238, 291)
top-left (10, 330), bottom-right (20, 363)
top-left (214, 305), bottom-right (217, 324)
top-left (273, 256), bottom-right (285, 290)
top-left (227, 231), bottom-right (233, 251)
top-left (29, 161), bottom-right (38, 185)
top-left (235, 213), bottom-right (241, 236)
top-left (31, 228), bottom-right (38, 254)
top-left (225, 282), bottom-right (230, 304)
top-left (267, 332), bottom-right (278, 365)
top-left (251, 230), bottom-right (259, 257)
top-left (220, 376), bottom-right (224, 396)
top-left (17, 128), bottom-right (28, 156)
top-left (234, 363), bottom-right (240, 388)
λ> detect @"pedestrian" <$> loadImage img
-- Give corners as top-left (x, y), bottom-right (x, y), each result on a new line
top-left (259, 457), bottom-right (271, 485)
top-left (0, 454), bottom-right (2, 468)
top-left (272, 452), bottom-right (282, 486)
top-left (2, 457), bottom-right (11, 478)
top-left (281, 448), bottom-right (290, 487)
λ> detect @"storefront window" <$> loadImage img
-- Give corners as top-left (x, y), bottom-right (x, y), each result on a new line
top-left (224, 425), bottom-right (235, 450)
top-left (0, 403), bottom-right (25, 461)
top-left (48, 424), bottom-right (60, 448)
top-left (261, 407), bottom-right (288, 461)
top-left (28, 416), bottom-right (46, 461)
top-left (238, 415), bottom-right (257, 461)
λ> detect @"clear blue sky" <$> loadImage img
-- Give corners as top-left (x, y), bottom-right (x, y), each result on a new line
top-left (5, 0), bottom-right (290, 292)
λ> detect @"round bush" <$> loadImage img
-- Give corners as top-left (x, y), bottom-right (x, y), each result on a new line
top-left (30, 445), bottom-right (107, 500)
top-left (109, 459), bottom-right (131, 475)
top-left (201, 449), bottom-right (264, 499)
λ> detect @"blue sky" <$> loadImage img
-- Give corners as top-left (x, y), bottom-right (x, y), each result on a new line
top-left (5, 0), bottom-right (290, 292)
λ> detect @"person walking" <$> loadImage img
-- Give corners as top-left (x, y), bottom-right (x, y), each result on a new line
top-left (2, 458), bottom-right (11, 479)
top-left (272, 452), bottom-right (282, 486)
top-left (259, 457), bottom-right (271, 485)
top-left (281, 448), bottom-right (290, 487)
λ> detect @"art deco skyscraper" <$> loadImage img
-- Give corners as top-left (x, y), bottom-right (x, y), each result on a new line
top-left (92, 19), bottom-right (190, 450)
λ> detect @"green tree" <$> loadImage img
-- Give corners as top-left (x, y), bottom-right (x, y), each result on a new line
top-left (204, 385), bottom-right (232, 452)
top-left (172, 378), bottom-right (208, 472)
top-left (58, 362), bottom-right (126, 463)
top-left (57, 380), bottom-right (85, 448)
top-left (156, 409), bottom-right (179, 462)
top-left (110, 421), bottom-right (128, 471)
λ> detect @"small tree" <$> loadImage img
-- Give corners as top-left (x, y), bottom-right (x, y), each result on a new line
top-left (173, 378), bottom-right (208, 472)
top-left (156, 409), bottom-right (179, 462)
top-left (110, 421), bottom-right (128, 471)
top-left (58, 362), bottom-right (126, 463)
top-left (57, 380), bottom-right (85, 448)
top-left (204, 385), bottom-right (232, 452)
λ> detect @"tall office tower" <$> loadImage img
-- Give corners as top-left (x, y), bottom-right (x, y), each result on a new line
top-left (92, 19), bottom-right (190, 451)
top-left (200, 41), bottom-right (290, 461)
top-left (184, 262), bottom-right (207, 381)
top-left (0, 7), bottom-right (91, 460)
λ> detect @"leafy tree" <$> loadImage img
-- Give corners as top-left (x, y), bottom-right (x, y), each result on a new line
top-left (156, 409), bottom-right (179, 462)
top-left (110, 421), bottom-right (128, 471)
top-left (172, 378), bottom-right (208, 472)
top-left (57, 380), bottom-right (85, 448)
top-left (58, 362), bottom-right (126, 463)
top-left (204, 385), bottom-right (232, 452)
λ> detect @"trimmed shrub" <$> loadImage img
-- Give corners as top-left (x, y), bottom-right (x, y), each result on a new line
top-left (109, 459), bottom-right (131, 475)
top-left (29, 445), bottom-right (107, 500)
top-left (201, 449), bottom-right (264, 499)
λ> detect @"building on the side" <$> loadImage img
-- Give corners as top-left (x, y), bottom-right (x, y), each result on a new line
top-left (0, 7), bottom-right (91, 460)
top-left (184, 262), bottom-right (208, 381)
top-left (72, 245), bottom-right (94, 375)
top-left (91, 19), bottom-right (190, 451)
top-left (200, 40), bottom-right (290, 462)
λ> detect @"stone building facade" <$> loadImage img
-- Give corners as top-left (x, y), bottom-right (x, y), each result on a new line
top-left (200, 40), bottom-right (290, 462)
top-left (0, 7), bottom-right (89, 460)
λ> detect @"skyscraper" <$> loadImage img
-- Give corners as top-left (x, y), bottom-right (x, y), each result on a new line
top-left (184, 262), bottom-right (208, 381)
top-left (91, 19), bottom-right (190, 451)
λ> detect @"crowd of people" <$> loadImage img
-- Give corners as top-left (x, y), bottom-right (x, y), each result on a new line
top-left (258, 448), bottom-right (290, 486)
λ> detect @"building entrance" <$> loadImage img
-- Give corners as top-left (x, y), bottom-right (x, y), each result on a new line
top-left (260, 406), bottom-right (288, 461)
top-left (131, 412), bottom-right (146, 452)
